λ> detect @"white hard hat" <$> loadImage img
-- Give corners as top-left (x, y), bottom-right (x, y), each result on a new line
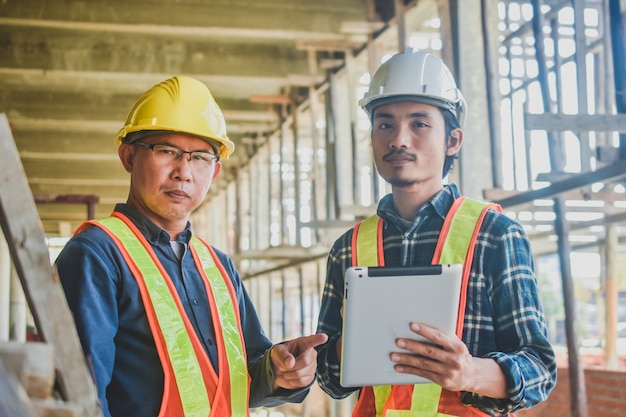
top-left (359, 48), bottom-right (467, 128)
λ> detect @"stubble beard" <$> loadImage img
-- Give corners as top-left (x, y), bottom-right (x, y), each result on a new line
top-left (381, 168), bottom-right (418, 188)
top-left (387, 178), bottom-right (418, 188)
top-left (161, 208), bottom-right (190, 220)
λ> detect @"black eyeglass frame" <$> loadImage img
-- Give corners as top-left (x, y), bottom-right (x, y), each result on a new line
top-left (132, 141), bottom-right (221, 163)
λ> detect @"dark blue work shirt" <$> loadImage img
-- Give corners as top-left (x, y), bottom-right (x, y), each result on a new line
top-left (56, 204), bottom-right (307, 417)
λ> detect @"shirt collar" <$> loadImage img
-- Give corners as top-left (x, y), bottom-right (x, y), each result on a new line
top-left (113, 203), bottom-right (193, 245)
top-left (376, 183), bottom-right (460, 229)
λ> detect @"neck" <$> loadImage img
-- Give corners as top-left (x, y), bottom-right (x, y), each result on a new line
top-left (391, 183), bottom-right (443, 220)
top-left (126, 199), bottom-right (189, 241)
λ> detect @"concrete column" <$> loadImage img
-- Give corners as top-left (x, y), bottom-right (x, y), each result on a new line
top-left (328, 72), bottom-right (356, 213)
top-left (448, 0), bottom-right (499, 198)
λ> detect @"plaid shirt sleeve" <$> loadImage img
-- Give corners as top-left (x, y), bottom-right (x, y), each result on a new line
top-left (460, 212), bottom-right (557, 415)
top-left (316, 229), bottom-right (360, 399)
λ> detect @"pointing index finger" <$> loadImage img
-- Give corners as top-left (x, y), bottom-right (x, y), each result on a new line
top-left (299, 333), bottom-right (329, 351)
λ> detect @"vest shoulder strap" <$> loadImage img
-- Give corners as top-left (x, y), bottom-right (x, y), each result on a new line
top-left (189, 237), bottom-right (249, 416)
top-left (434, 196), bottom-right (502, 265)
top-left (90, 215), bottom-right (214, 417)
top-left (353, 214), bottom-right (384, 267)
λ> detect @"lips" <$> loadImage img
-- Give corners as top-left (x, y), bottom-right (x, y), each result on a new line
top-left (164, 188), bottom-right (191, 199)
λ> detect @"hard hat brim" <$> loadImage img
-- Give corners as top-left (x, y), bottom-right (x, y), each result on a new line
top-left (360, 94), bottom-right (467, 128)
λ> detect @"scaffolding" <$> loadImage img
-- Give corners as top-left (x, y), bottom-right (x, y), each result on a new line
top-left (192, 1), bottom-right (625, 416)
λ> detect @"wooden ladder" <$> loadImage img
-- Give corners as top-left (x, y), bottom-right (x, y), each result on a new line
top-left (0, 113), bottom-right (101, 417)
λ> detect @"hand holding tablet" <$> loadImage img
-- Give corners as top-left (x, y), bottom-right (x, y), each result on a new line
top-left (340, 264), bottom-right (463, 387)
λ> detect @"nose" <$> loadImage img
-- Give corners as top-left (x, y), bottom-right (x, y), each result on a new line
top-left (172, 153), bottom-right (194, 180)
top-left (388, 124), bottom-right (411, 149)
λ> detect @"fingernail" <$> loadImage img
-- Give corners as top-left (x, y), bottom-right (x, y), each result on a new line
top-left (411, 323), bottom-right (420, 331)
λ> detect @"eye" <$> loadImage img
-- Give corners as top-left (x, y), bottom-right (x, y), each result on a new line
top-left (375, 122), bottom-right (393, 130)
top-left (157, 146), bottom-right (180, 157)
top-left (192, 152), bottom-right (212, 163)
top-left (412, 121), bottom-right (429, 128)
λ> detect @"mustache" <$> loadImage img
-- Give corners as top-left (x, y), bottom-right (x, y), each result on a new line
top-left (382, 149), bottom-right (417, 161)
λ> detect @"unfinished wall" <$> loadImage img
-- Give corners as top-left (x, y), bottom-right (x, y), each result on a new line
top-left (517, 368), bottom-right (626, 417)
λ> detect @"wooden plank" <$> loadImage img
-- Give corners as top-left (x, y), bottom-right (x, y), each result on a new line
top-left (0, 341), bottom-right (55, 399)
top-left (0, 113), bottom-right (101, 417)
top-left (0, 361), bottom-right (36, 417)
top-left (31, 398), bottom-right (82, 417)
top-left (524, 113), bottom-right (626, 132)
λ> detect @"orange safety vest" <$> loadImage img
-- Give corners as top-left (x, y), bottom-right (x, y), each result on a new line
top-left (78, 212), bottom-right (250, 417)
top-left (350, 197), bottom-right (502, 417)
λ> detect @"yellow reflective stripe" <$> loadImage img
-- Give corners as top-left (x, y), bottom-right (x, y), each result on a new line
top-left (355, 215), bottom-right (381, 267)
top-left (358, 217), bottom-right (393, 417)
top-left (383, 384), bottom-right (454, 417)
top-left (97, 217), bottom-right (210, 417)
top-left (373, 385), bottom-right (392, 417)
top-left (411, 384), bottom-right (441, 412)
top-left (357, 217), bottom-right (391, 417)
top-left (438, 199), bottom-right (486, 265)
top-left (386, 410), bottom-right (455, 416)
top-left (409, 384), bottom-right (451, 417)
top-left (191, 237), bottom-right (248, 417)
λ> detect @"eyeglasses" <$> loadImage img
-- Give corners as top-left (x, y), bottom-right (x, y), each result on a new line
top-left (133, 142), bottom-right (220, 170)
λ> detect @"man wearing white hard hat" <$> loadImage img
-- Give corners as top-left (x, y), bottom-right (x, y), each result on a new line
top-left (316, 49), bottom-right (556, 416)
top-left (56, 76), bottom-right (327, 417)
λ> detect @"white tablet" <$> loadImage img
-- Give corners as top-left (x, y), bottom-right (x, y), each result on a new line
top-left (340, 264), bottom-right (463, 387)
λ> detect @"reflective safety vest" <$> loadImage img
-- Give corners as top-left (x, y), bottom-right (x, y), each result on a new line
top-left (78, 212), bottom-right (250, 417)
top-left (350, 197), bottom-right (502, 417)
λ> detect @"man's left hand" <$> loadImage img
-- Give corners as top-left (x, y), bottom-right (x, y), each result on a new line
top-left (390, 323), bottom-right (508, 399)
top-left (390, 322), bottom-right (474, 392)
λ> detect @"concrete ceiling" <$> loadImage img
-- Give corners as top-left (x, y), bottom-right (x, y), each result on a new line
top-left (0, 0), bottom-right (410, 236)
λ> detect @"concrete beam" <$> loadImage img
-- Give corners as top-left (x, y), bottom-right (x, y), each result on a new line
top-left (525, 113), bottom-right (626, 132)
top-left (0, 0), bottom-right (366, 39)
top-left (9, 116), bottom-right (274, 137)
top-left (0, 68), bottom-right (288, 98)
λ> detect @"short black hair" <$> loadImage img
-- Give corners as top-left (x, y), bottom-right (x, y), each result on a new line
top-left (442, 108), bottom-right (461, 178)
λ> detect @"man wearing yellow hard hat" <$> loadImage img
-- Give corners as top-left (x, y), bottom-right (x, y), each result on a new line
top-left (56, 76), bottom-right (328, 417)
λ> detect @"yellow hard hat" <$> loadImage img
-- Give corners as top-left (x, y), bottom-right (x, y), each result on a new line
top-left (114, 76), bottom-right (235, 159)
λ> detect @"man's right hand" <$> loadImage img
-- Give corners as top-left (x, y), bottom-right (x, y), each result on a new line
top-left (270, 333), bottom-right (329, 390)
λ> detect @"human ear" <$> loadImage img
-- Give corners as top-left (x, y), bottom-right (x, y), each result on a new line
top-left (212, 161), bottom-right (222, 179)
top-left (118, 143), bottom-right (135, 173)
top-left (446, 128), bottom-right (464, 155)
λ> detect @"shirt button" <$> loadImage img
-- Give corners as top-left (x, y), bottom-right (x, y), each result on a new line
top-left (192, 299), bottom-right (199, 306)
